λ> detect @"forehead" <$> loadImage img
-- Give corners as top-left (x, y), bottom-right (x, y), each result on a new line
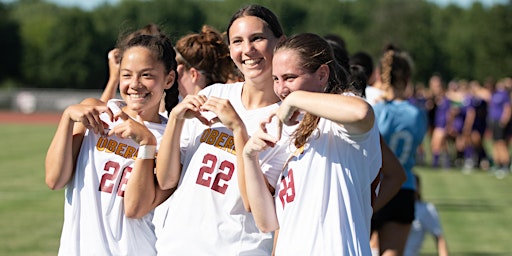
top-left (121, 46), bottom-right (158, 66)
top-left (229, 16), bottom-right (270, 37)
top-left (273, 49), bottom-right (302, 73)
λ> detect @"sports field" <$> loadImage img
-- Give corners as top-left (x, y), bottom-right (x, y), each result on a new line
top-left (0, 112), bottom-right (511, 255)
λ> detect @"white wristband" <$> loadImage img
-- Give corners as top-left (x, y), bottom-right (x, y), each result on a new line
top-left (137, 145), bottom-right (156, 159)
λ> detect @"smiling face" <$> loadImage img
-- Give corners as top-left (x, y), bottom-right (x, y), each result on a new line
top-left (272, 49), bottom-right (327, 100)
top-left (119, 46), bottom-right (173, 119)
top-left (228, 16), bottom-right (280, 84)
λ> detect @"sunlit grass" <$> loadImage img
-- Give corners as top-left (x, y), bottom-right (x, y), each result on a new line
top-left (0, 124), bottom-right (510, 255)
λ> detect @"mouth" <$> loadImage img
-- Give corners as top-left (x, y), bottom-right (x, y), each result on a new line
top-left (128, 92), bottom-right (150, 100)
top-left (242, 58), bottom-right (262, 66)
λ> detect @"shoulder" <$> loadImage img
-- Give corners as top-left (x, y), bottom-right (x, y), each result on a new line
top-left (80, 97), bottom-right (105, 106)
top-left (199, 82), bottom-right (243, 97)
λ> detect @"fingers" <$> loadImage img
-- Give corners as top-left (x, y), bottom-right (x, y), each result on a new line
top-left (275, 119), bottom-right (283, 141)
top-left (114, 110), bottom-right (130, 122)
top-left (108, 48), bottom-right (120, 64)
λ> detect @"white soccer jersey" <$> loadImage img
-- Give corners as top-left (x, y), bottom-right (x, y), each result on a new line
top-left (274, 117), bottom-right (382, 256)
top-left (156, 83), bottom-right (289, 255)
top-left (58, 99), bottom-right (167, 256)
top-left (404, 201), bottom-right (444, 256)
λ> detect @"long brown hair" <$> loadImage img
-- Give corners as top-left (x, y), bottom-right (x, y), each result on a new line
top-left (378, 44), bottom-right (413, 99)
top-left (275, 33), bottom-right (349, 148)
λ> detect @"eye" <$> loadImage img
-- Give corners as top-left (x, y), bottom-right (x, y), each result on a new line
top-left (230, 38), bottom-right (242, 45)
top-left (284, 75), bottom-right (297, 82)
top-left (142, 72), bottom-right (154, 79)
top-left (251, 36), bottom-right (265, 42)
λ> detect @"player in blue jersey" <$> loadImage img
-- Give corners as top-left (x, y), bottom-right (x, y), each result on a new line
top-left (370, 45), bottom-right (428, 256)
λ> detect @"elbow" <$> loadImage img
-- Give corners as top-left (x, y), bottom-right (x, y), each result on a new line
top-left (124, 204), bottom-right (148, 219)
top-left (45, 173), bottom-right (65, 190)
top-left (256, 221), bottom-right (279, 233)
top-left (356, 104), bottom-right (375, 132)
top-left (243, 201), bottom-right (252, 212)
top-left (125, 210), bottom-right (146, 219)
top-left (155, 164), bottom-right (181, 190)
top-left (45, 179), bottom-right (62, 190)
top-left (158, 178), bottom-right (178, 191)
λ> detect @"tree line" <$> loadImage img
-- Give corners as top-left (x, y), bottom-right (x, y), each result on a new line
top-left (1, 0), bottom-right (511, 90)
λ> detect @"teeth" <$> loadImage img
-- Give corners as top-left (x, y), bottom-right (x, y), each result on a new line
top-left (130, 94), bottom-right (146, 99)
top-left (244, 59), bottom-right (259, 65)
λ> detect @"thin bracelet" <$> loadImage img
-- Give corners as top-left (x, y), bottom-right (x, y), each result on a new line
top-left (137, 145), bottom-right (156, 159)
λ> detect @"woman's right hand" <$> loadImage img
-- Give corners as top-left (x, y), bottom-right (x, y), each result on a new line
top-left (64, 103), bottom-right (113, 135)
top-left (107, 48), bottom-right (121, 82)
top-left (170, 94), bottom-right (210, 125)
top-left (244, 116), bottom-right (280, 158)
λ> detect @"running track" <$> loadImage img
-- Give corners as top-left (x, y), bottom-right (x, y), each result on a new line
top-left (0, 111), bottom-right (61, 124)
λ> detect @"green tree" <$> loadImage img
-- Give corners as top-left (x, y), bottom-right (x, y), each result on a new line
top-left (41, 9), bottom-right (106, 89)
top-left (0, 3), bottom-right (22, 84)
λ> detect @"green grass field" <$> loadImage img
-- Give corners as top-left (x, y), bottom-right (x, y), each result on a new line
top-left (0, 123), bottom-right (511, 255)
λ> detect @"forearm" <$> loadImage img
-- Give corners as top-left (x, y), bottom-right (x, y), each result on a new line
top-left (243, 153), bottom-right (279, 232)
top-left (373, 137), bottom-right (406, 211)
top-left (124, 158), bottom-right (158, 218)
top-left (45, 111), bottom-right (82, 190)
top-left (286, 91), bottom-right (374, 133)
top-left (100, 78), bottom-right (119, 102)
top-left (437, 236), bottom-right (449, 256)
top-left (232, 122), bottom-right (252, 210)
top-left (156, 117), bottom-right (184, 190)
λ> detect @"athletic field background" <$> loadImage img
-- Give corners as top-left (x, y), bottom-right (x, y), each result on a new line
top-left (1, 112), bottom-right (511, 255)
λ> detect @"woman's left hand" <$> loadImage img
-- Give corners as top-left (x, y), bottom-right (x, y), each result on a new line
top-left (108, 111), bottom-right (156, 145)
top-left (201, 96), bottom-right (244, 131)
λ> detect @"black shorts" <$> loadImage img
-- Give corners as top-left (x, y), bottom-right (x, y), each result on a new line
top-left (491, 120), bottom-right (510, 141)
top-left (371, 189), bottom-right (415, 231)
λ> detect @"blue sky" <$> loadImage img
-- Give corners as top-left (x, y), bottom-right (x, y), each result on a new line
top-left (1, 0), bottom-right (509, 10)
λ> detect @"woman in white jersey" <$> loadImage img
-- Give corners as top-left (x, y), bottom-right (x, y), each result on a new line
top-left (152, 5), bottom-right (289, 255)
top-left (45, 33), bottom-right (180, 255)
top-left (243, 33), bottom-right (382, 255)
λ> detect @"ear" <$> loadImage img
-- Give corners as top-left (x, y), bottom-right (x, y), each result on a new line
top-left (316, 64), bottom-right (330, 85)
top-left (189, 67), bottom-right (201, 83)
top-left (165, 70), bottom-right (176, 90)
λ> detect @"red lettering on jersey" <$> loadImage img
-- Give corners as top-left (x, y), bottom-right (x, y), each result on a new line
top-left (211, 160), bottom-right (235, 194)
top-left (196, 153), bottom-right (217, 187)
top-left (278, 169), bottom-right (296, 208)
top-left (99, 161), bottom-right (121, 193)
top-left (117, 166), bottom-right (132, 197)
top-left (99, 160), bottom-right (133, 197)
top-left (196, 153), bottom-right (235, 194)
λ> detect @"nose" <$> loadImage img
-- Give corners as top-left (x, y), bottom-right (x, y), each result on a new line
top-left (130, 76), bottom-right (142, 89)
top-left (242, 40), bottom-right (254, 54)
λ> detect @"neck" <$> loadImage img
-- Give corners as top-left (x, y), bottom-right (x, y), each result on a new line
top-left (241, 78), bottom-right (280, 110)
top-left (123, 106), bottom-right (161, 123)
